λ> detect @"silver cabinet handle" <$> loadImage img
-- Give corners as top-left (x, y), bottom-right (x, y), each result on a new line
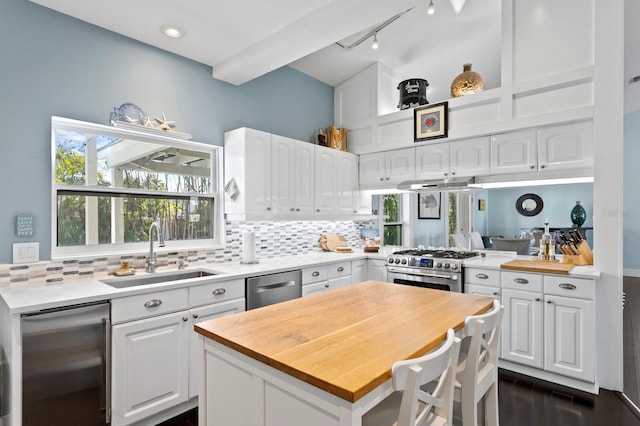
top-left (337, 266), bottom-right (344, 272)
top-left (182, 316), bottom-right (189, 322)
top-left (559, 283), bottom-right (577, 290)
top-left (530, 165), bottom-right (535, 169)
top-left (476, 273), bottom-right (489, 279)
top-left (316, 209), bottom-right (320, 212)
top-left (540, 164), bottom-right (546, 169)
top-left (535, 297), bottom-right (541, 302)
top-left (379, 177), bottom-right (384, 181)
top-left (547, 300), bottom-right (553, 304)
top-left (212, 288), bottom-right (226, 295)
top-left (324, 283), bottom-right (329, 288)
top-left (312, 271), bottom-right (320, 277)
top-left (193, 313), bottom-right (199, 319)
top-left (266, 207), bottom-right (272, 211)
top-left (257, 280), bottom-right (296, 292)
top-left (296, 208), bottom-right (300, 212)
top-left (290, 208), bottom-right (295, 211)
top-left (451, 172), bottom-right (456, 175)
top-left (492, 291), bottom-right (499, 296)
top-left (144, 299), bottom-right (162, 308)
top-left (514, 278), bottom-right (529, 284)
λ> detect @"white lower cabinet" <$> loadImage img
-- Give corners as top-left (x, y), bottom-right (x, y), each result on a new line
top-left (351, 259), bottom-right (367, 284)
top-left (499, 271), bottom-right (595, 383)
top-left (367, 259), bottom-right (388, 282)
top-left (112, 310), bottom-right (191, 426)
top-left (302, 262), bottom-right (352, 296)
top-left (110, 280), bottom-right (245, 425)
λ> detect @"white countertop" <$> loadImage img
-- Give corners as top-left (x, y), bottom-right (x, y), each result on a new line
top-left (0, 247), bottom-right (599, 315)
top-left (463, 251), bottom-right (600, 279)
top-left (0, 250), bottom-right (388, 314)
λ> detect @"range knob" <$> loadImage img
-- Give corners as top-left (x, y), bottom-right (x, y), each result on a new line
top-left (436, 262), bottom-right (443, 268)
top-left (450, 263), bottom-right (458, 271)
top-left (401, 258), bottom-right (408, 265)
top-left (443, 263), bottom-right (450, 269)
top-left (394, 258), bottom-right (401, 264)
top-left (388, 257), bottom-right (394, 264)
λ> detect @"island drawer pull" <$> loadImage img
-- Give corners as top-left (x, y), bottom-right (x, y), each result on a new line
top-left (559, 283), bottom-right (577, 290)
top-left (312, 271), bottom-right (320, 277)
top-left (514, 278), bottom-right (529, 284)
top-left (476, 273), bottom-right (489, 279)
top-left (212, 288), bottom-right (226, 295)
top-left (144, 299), bottom-right (162, 308)
top-left (337, 267), bottom-right (344, 272)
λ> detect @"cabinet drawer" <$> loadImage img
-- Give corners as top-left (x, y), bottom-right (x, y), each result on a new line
top-left (111, 288), bottom-right (189, 324)
top-left (544, 276), bottom-right (595, 300)
top-left (465, 268), bottom-right (500, 287)
top-left (188, 278), bottom-right (245, 307)
top-left (465, 283), bottom-right (501, 299)
top-left (501, 271), bottom-right (543, 292)
top-left (302, 265), bottom-right (329, 284)
top-left (327, 262), bottom-right (351, 279)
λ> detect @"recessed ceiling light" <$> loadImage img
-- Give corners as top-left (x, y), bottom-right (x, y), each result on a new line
top-left (160, 25), bottom-right (184, 38)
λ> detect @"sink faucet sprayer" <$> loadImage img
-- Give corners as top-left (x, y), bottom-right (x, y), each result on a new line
top-left (146, 221), bottom-right (165, 273)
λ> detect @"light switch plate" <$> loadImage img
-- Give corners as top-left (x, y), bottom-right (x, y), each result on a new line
top-left (13, 242), bottom-right (39, 264)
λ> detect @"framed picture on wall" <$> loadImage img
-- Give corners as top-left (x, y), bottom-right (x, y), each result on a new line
top-left (418, 192), bottom-right (441, 219)
top-left (414, 101), bottom-right (448, 142)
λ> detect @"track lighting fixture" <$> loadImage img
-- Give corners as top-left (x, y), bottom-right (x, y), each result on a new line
top-left (372, 33), bottom-right (379, 50)
top-left (427, 0), bottom-right (435, 15)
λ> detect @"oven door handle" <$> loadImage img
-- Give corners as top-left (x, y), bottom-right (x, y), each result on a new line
top-left (387, 267), bottom-right (457, 280)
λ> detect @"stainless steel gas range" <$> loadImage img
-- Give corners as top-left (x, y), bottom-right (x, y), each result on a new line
top-left (386, 248), bottom-right (481, 292)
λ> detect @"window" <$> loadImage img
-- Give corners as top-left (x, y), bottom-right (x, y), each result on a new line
top-left (51, 117), bottom-right (223, 258)
top-left (382, 194), bottom-right (403, 246)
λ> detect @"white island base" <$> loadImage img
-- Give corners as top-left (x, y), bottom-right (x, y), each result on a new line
top-left (199, 339), bottom-right (392, 426)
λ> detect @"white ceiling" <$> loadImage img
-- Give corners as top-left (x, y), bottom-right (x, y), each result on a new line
top-left (29, 0), bottom-right (500, 94)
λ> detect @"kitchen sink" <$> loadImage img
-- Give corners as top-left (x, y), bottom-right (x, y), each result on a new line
top-left (101, 269), bottom-right (220, 288)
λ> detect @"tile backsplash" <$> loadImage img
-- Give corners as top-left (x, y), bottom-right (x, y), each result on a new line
top-left (0, 220), bottom-right (376, 287)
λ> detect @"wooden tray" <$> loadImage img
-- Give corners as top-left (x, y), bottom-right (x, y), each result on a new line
top-left (500, 259), bottom-right (574, 275)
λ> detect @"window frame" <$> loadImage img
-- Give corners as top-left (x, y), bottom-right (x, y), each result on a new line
top-left (50, 116), bottom-right (224, 259)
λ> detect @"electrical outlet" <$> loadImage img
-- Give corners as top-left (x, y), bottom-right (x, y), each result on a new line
top-left (13, 242), bottom-right (39, 264)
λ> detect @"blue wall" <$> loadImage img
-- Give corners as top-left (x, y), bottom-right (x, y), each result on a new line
top-left (0, 0), bottom-right (334, 263)
top-left (624, 111), bottom-right (640, 271)
top-left (484, 184), bottom-right (593, 244)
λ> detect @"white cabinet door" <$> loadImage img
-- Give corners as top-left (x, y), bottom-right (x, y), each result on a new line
top-left (314, 147), bottom-right (337, 215)
top-left (294, 142), bottom-right (316, 215)
top-left (189, 299), bottom-right (246, 399)
top-left (328, 276), bottom-right (352, 291)
top-left (490, 130), bottom-right (537, 175)
top-left (538, 121), bottom-right (593, 172)
top-left (351, 260), bottom-right (367, 284)
top-left (385, 148), bottom-right (416, 185)
top-left (367, 259), bottom-right (388, 282)
top-left (112, 311), bottom-right (190, 425)
top-left (359, 152), bottom-right (386, 186)
top-left (450, 137), bottom-right (490, 178)
top-left (415, 143), bottom-right (451, 180)
top-left (336, 151), bottom-right (358, 215)
top-left (543, 294), bottom-right (595, 382)
top-left (224, 128), bottom-right (272, 218)
top-left (501, 288), bottom-right (543, 368)
top-left (302, 281), bottom-right (330, 297)
top-left (271, 135), bottom-right (295, 215)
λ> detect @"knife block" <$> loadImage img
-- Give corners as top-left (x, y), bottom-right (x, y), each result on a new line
top-left (561, 240), bottom-right (593, 265)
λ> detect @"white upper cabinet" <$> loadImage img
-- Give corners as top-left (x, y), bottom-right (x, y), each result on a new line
top-left (224, 128), bottom-right (272, 219)
top-left (226, 128), bottom-right (358, 220)
top-left (416, 137), bottom-right (490, 180)
top-left (537, 121), bottom-right (593, 172)
top-left (359, 148), bottom-right (415, 188)
top-left (491, 130), bottom-right (537, 175)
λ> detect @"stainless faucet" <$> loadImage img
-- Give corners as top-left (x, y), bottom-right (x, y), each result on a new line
top-left (146, 221), bottom-right (165, 273)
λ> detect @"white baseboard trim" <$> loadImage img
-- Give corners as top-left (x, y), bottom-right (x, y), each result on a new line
top-left (498, 359), bottom-right (599, 394)
top-left (624, 269), bottom-right (640, 278)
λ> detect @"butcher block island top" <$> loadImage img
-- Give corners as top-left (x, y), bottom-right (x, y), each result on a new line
top-left (194, 280), bottom-right (493, 403)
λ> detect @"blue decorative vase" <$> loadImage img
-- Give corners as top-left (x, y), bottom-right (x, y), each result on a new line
top-left (570, 201), bottom-right (586, 227)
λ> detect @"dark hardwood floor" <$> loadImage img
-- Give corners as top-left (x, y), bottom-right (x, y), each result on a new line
top-left (159, 370), bottom-right (640, 426)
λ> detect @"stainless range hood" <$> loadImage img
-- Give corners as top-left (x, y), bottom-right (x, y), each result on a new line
top-left (397, 177), bottom-right (476, 191)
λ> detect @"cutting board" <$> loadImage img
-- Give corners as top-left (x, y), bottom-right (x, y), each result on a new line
top-left (500, 259), bottom-right (574, 275)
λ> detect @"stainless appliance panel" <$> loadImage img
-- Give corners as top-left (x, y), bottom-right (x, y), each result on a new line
top-left (387, 270), bottom-right (461, 292)
top-left (246, 270), bottom-right (302, 310)
top-left (21, 301), bottom-right (110, 426)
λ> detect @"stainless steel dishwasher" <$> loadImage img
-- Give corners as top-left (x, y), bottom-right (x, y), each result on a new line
top-left (21, 301), bottom-right (110, 425)
top-left (246, 269), bottom-right (302, 310)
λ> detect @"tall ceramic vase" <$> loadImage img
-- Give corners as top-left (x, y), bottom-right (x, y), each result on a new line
top-left (570, 201), bottom-right (586, 227)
